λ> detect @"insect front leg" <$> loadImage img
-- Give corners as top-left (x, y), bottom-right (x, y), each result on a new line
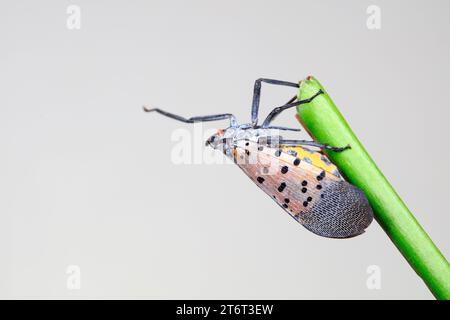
top-left (143, 107), bottom-right (238, 127)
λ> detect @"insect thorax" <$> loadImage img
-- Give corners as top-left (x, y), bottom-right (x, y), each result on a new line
top-left (208, 126), bottom-right (281, 156)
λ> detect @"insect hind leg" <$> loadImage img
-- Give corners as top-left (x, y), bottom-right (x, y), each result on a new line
top-left (264, 125), bottom-right (301, 132)
top-left (259, 137), bottom-right (350, 152)
top-left (280, 139), bottom-right (351, 152)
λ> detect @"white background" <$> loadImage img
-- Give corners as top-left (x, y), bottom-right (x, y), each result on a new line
top-left (1, 0), bottom-right (449, 299)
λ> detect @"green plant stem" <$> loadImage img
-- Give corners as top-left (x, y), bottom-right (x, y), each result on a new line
top-left (296, 76), bottom-right (450, 299)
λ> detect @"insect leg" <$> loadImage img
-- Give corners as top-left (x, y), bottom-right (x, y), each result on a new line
top-left (264, 125), bottom-right (302, 132)
top-left (143, 106), bottom-right (238, 127)
top-left (260, 90), bottom-right (323, 128)
top-left (251, 78), bottom-right (299, 126)
top-left (280, 139), bottom-right (351, 152)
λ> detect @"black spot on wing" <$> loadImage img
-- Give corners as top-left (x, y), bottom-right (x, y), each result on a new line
top-left (317, 170), bottom-right (326, 181)
top-left (278, 182), bottom-right (287, 192)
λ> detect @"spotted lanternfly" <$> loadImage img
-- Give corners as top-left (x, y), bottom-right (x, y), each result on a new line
top-left (144, 78), bottom-right (373, 238)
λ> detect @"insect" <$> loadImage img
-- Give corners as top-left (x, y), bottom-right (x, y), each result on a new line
top-left (144, 78), bottom-right (373, 238)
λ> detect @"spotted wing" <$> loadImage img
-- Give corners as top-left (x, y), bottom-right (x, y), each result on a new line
top-left (280, 145), bottom-right (342, 178)
top-left (232, 141), bottom-right (373, 238)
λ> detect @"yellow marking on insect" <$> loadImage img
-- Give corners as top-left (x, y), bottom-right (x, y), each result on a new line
top-left (281, 145), bottom-right (339, 176)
